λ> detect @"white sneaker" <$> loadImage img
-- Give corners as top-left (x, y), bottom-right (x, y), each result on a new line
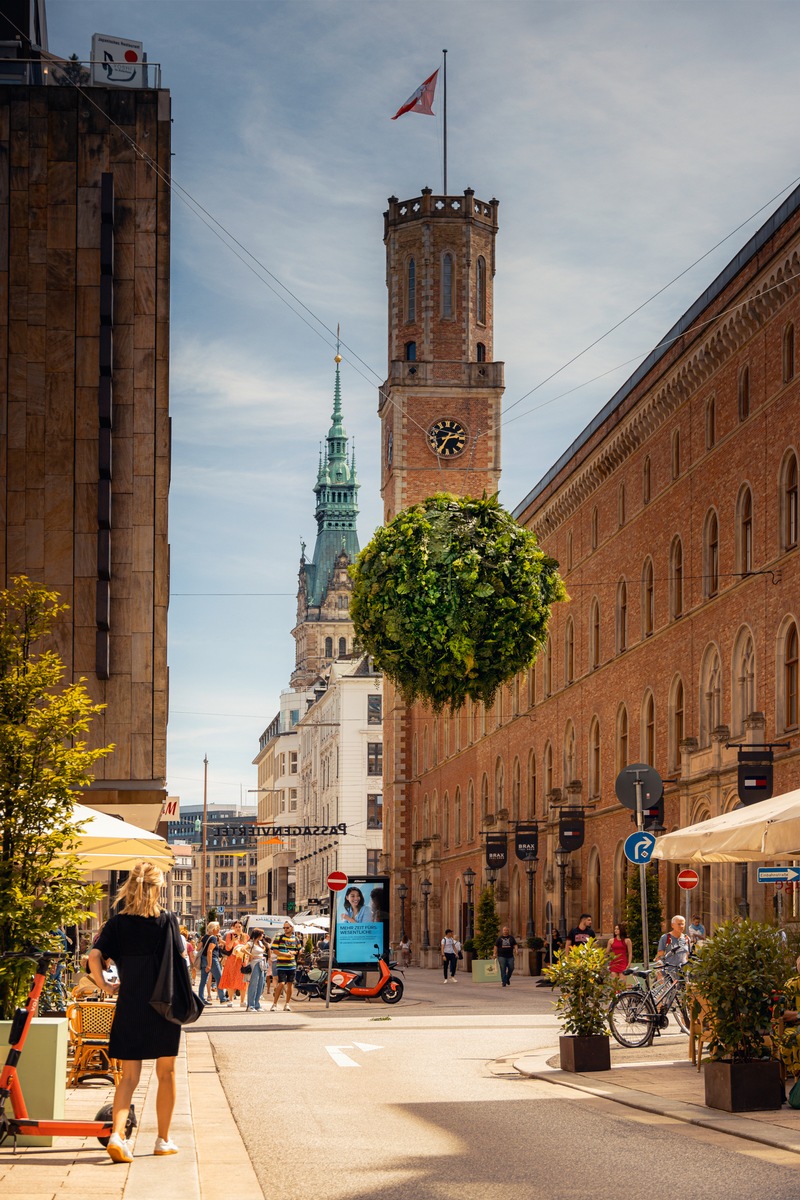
top-left (283, 1004), bottom-right (292, 1012)
top-left (270, 1003), bottom-right (278, 1012)
top-left (154, 1136), bottom-right (179, 1156)
top-left (107, 1132), bottom-right (133, 1164)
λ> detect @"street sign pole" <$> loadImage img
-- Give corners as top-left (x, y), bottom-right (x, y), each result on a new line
top-left (325, 888), bottom-right (336, 1011)
top-left (635, 777), bottom-right (650, 971)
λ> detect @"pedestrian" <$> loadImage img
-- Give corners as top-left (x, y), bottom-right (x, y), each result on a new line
top-left (243, 929), bottom-right (268, 1011)
top-left (198, 921), bottom-right (226, 1005)
top-left (493, 926), bottom-right (519, 987)
top-left (219, 920), bottom-right (249, 1008)
top-left (270, 920), bottom-right (301, 1012)
top-left (398, 935), bottom-right (411, 968)
top-left (565, 913), bottom-right (596, 951)
top-left (608, 922), bottom-right (633, 975)
top-left (440, 928), bottom-right (460, 982)
top-left (655, 915), bottom-right (691, 975)
top-left (87, 861), bottom-right (181, 1164)
top-left (687, 913), bottom-right (706, 944)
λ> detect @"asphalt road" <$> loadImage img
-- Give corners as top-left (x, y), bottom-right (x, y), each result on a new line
top-left (191, 968), bottom-right (800, 1199)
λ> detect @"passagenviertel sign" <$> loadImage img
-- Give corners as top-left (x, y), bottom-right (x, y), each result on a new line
top-left (218, 823), bottom-right (348, 838)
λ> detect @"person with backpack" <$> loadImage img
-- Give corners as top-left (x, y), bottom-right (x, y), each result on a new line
top-left (440, 928), bottom-right (460, 982)
top-left (198, 921), bottom-right (227, 1005)
top-left (655, 914), bottom-right (691, 975)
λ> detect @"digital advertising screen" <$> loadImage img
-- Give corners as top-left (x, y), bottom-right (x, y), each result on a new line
top-left (332, 876), bottom-right (390, 969)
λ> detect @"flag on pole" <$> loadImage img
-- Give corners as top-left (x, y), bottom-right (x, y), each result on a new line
top-left (391, 69), bottom-right (439, 120)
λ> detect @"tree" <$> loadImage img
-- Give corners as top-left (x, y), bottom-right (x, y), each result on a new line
top-left (474, 886), bottom-right (501, 959)
top-left (54, 53), bottom-right (90, 87)
top-left (0, 578), bottom-right (112, 1017)
top-left (625, 864), bottom-right (663, 962)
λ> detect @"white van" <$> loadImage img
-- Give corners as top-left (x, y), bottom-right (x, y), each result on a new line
top-left (243, 914), bottom-right (289, 936)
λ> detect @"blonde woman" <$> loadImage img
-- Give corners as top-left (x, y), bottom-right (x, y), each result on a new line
top-left (219, 920), bottom-right (249, 1007)
top-left (88, 861), bottom-right (181, 1164)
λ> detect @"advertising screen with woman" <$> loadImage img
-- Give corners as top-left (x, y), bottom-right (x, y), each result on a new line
top-left (333, 877), bottom-right (390, 967)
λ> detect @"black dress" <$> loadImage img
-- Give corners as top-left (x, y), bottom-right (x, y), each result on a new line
top-left (94, 911), bottom-right (181, 1060)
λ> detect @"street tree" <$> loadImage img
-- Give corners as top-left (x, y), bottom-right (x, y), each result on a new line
top-left (474, 886), bottom-right (501, 960)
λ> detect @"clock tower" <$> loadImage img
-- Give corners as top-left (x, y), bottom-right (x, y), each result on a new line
top-left (380, 187), bottom-right (503, 521)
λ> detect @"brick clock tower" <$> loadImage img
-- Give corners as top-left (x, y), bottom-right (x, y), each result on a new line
top-left (379, 187), bottom-right (504, 941)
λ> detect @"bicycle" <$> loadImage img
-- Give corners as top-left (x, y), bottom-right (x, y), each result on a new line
top-left (608, 963), bottom-right (691, 1048)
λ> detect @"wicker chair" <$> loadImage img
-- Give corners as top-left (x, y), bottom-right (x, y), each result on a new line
top-left (66, 1001), bottom-right (122, 1086)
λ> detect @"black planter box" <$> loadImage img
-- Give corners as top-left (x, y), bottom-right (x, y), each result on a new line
top-left (559, 1034), bottom-right (611, 1072)
top-left (704, 1059), bottom-right (784, 1112)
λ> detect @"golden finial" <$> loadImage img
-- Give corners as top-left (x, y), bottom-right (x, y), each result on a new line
top-left (335, 323), bottom-right (342, 364)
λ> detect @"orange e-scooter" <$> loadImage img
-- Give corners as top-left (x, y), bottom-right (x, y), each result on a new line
top-left (0, 949), bottom-right (135, 1151)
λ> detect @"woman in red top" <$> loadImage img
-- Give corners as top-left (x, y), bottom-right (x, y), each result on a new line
top-left (608, 922), bottom-right (633, 974)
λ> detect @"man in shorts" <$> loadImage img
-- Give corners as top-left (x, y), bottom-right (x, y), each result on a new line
top-left (270, 921), bottom-right (301, 1012)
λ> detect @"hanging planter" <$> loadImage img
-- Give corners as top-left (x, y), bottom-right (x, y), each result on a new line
top-left (349, 493), bottom-right (566, 712)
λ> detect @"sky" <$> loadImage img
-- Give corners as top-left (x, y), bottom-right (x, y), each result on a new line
top-left (48, 0), bottom-right (800, 810)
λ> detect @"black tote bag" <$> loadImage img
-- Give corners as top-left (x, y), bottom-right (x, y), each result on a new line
top-left (150, 913), bottom-right (205, 1026)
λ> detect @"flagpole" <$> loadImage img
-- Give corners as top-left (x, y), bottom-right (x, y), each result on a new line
top-left (442, 48), bottom-right (447, 195)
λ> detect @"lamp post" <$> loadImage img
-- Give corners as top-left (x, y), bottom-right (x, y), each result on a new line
top-left (555, 847), bottom-right (570, 940)
top-left (420, 878), bottom-right (432, 950)
top-left (398, 882), bottom-right (408, 942)
top-left (486, 866), bottom-right (498, 888)
top-left (525, 859), bottom-right (538, 940)
top-left (201, 755), bottom-right (208, 924)
top-left (463, 866), bottom-right (476, 942)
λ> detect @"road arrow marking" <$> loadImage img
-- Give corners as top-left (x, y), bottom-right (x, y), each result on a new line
top-left (326, 1045), bottom-right (360, 1068)
top-left (352, 1042), bottom-right (382, 1052)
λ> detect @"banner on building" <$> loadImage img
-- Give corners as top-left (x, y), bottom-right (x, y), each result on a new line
top-left (485, 833), bottom-right (508, 870)
top-left (514, 823), bottom-right (539, 861)
top-left (738, 748), bottom-right (774, 806)
top-left (558, 809), bottom-right (585, 853)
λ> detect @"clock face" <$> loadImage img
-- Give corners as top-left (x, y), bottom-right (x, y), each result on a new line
top-left (428, 418), bottom-right (467, 457)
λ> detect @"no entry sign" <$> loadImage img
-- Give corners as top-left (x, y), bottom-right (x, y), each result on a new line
top-left (327, 870), bottom-right (348, 892)
top-left (677, 868), bottom-right (699, 890)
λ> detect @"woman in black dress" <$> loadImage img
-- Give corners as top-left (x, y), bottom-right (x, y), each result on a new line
top-left (88, 860), bottom-right (181, 1164)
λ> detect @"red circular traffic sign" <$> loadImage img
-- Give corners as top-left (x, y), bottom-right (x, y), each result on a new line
top-left (677, 868), bottom-right (699, 890)
top-left (327, 870), bottom-right (348, 892)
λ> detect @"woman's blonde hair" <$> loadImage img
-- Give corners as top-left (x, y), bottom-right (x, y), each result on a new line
top-left (116, 860), bottom-right (164, 917)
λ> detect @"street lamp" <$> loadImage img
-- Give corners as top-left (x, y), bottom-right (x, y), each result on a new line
top-left (420, 878), bottom-right (432, 950)
top-left (398, 882), bottom-right (408, 942)
top-left (463, 866), bottom-right (476, 941)
top-left (525, 859), bottom-right (538, 940)
top-left (486, 866), bottom-right (498, 887)
top-left (201, 756), bottom-right (208, 924)
top-left (555, 847), bottom-right (570, 940)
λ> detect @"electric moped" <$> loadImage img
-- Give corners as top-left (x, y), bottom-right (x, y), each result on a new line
top-left (329, 946), bottom-right (404, 1005)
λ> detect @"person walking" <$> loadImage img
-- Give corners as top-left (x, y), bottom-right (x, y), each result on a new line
top-left (88, 861), bottom-right (182, 1164)
top-left (243, 929), bottom-right (267, 1011)
top-left (270, 921), bottom-right (301, 1012)
top-left (565, 913), bottom-right (596, 951)
top-left (440, 929), bottom-right (460, 982)
top-left (608, 922), bottom-right (633, 975)
top-left (398, 936), bottom-right (411, 968)
top-left (219, 920), bottom-right (248, 1008)
top-left (493, 926), bottom-right (519, 987)
top-left (198, 921), bottom-right (226, 1004)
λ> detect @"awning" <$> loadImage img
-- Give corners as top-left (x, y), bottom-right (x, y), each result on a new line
top-left (57, 802), bottom-right (174, 872)
top-left (652, 789), bottom-right (800, 864)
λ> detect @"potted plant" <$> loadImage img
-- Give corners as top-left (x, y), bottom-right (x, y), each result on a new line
top-left (471, 887), bottom-right (501, 983)
top-left (543, 938), bottom-right (616, 1071)
top-left (527, 935), bottom-right (545, 976)
top-left (461, 938), bottom-right (476, 972)
top-left (686, 918), bottom-right (791, 1112)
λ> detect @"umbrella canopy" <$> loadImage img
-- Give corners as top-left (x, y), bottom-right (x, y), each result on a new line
top-left (653, 789), bottom-right (800, 864)
top-left (57, 802), bottom-right (174, 872)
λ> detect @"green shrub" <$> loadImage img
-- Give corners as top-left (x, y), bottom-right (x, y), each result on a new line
top-left (543, 939), bottom-right (617, 1036)
top-left (473, 887), bottom-right (501, 959)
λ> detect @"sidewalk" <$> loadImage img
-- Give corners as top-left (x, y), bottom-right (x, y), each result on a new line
top-left (513, 1036), bottom-right (800, 1157)
top-left (0, 1031), bottom-right (263, 1200)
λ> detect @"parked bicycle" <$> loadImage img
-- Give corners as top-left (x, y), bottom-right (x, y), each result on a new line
top-left (608, 964), bottom-right (691, 1047)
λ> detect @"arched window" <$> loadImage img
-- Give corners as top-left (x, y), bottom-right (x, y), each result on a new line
top-left (591, 505), bottom-right (598, 550)
top-left (587, 847), bottom-right (601, 934)
top-left (669, 676), bottom-right (685, 772)
top-left (784, 323), bottom-right (795, 384)
top-left (527, 663), bottom-right (536, 708)
top-left (782, 622), bottom-right (799, 732)
top-left (642, 558), bottom-right (655, 637)
top-left (616, 579), bottom-right (628, 653)
top-left (670, 536), bottom-right (684, 619)
top-left (643, 455), bottom-right (651, 505)
top-left (618, 482), bottom-right (626, 527)
top-left (543, 636), bottom-right (552, 698)
top-left (441, 252), bottom-right (453, 318)
top-left (588, 717), bottom-right (601, 798)
top-left (671, 428), bottom-right (681, 480)
top-left (466, 781), bottom-right (474, 841)
top-left (705, 397), bottom-right (715, 450)
top-left (325, 636), bottom-right (333, 657)
top-left (704, 509), bottom-right (719, 598)
top-left (494, 758), bottom-right (505, 814)
top-left (544, 742), bottom-right (553, 796)
top-left (422, 726), bottom-right (429, 772)
top-left (589, 598), bottom-right (600, 669)
top-left (564, 617), bottom-right (574, 685)
top-left (455, 787), bottom-right (462, 845)
top-left (476, 256), bottom-right (486, 325)
top-left (563, 721), bottom-right (576, 785)
top-left (527, 750), bottom-right (537, 817)
top-left (616, 704), bottom-right (629, 773)
top-left (405, 340), bottom-right (416, 361)
top-left (642, 691), bottom-right (655, 765)
top-left (412, 732), bottom-right (418, 776)
top-left (737, 486), bottom-right (753, 576)
top-left (732, 627), bottom-right (755, 735)
top-left (422, 794), bottom-right (429, 840)
top-left (476, 342), bottom-right (486, 362)
top-left (511, 757), bottom-right (521, 821)
top-left (566, 530), bottom-right (573, 570)
top-left (738, 365), bottom-right (750, 421)
top-left (338, 636), bottom-right (347, 656)
top-left (481, 774), bottom-right (489, 822)
top-left (432, 717), bottom-right (439, 766)
top-left (700, 644), bottom-right (722, 745)
top-left (406, 257), bottom-right (416, 322)
top-left (782, 451), bottom-right (799, 550)
top-left (443, 792), bottom-right (450, 848)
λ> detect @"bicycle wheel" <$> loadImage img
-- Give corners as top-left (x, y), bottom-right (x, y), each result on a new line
top-left (672, 995), bottom-right (691, 1035)
top-left (609, 989), bottom-right (656, 1048)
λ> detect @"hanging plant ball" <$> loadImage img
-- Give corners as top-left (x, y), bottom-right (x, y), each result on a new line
top-left (349, 492), bottom-right (567, 711)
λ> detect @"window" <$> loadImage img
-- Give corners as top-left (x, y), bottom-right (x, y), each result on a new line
top-left (737, 486), bottom-right (753, 575)
top-left (367, 742), bottom-right (383, 775)
top-left (670, 536), bottom-right (683, 619)
top-left (591, 506), bottom-right (598, 550)
top-left (616, 705), bottom-right (629, 773)
top-left (422, 726), bottom-right (428, 771)
top-left (476, 256), bottom-right (486, 325)
top-left (544, 742), bottom-right (553, 795)
top-left (466, 782), bottom-right (474, 841)
top-left (367, 694), bottom-right (382, 725)
top-left (784, 323), bottom-right (795, 384)
top-left (481, 774), bottom-right (489, 822)
top-left (564, 617), bottom-right (574, 685)
top-left (671, 429), bottom-right (681, 479)
top-left (700, 644), bottom-right (722, 746)
top-left (455, 787), bottom-right (463, 844)
top-left (642, 692), bottom-right (655, 766)
top-left (705, 397), bottom-right (715, 450)
top-left (407, 257), bottom-right (416, 322)
top-left (738, 366), bottom-right (750, 422)
top-left (512, 758), bottom-right (521, 821)
top-left (325, 636), bottom-right (333, 657)
top-left (405, 340), bottom-right (416, 362)
top-left (589, 718), bottom-right (601, 798)
top-left (589, 599), bottom-right (600, 669)
top-left (704, 510), bottom-right (719, 597)
top-left (643, 455), bottom-right (651, 504)
top-left (782, 451), bottom-right (799, 550)
top-left (732, 628), bottom-right (755, 735)
top-left (443, 793), bottom-right (450, 847)
top-left (566, 530), bottom-right (573, 570)
top-left (476, 342), bottom-right (486, 362)
top-left (642, 558), bottom-right (654, 637)
top-left (527, 663), bottom-right (536, 708)
top-left (338, 637), bottom-right (347, 656)
top-left (670, 676), bottom-right (685, 772)
top-left (527, 750), bottom-right (537, 817)
top-left (785, 623), bottom-right (799, 730)
top-left (542, 636), bottom-right (552, 697)
top-left (289, 751), bottom-right (298, 774)
top-left (618, 482), bottom-right (626, 527)
top-left (616, 579), bottom-right (628, 653)
top-left (367, 793), bottom-right (383, 829)
top-left (563, 722), bottom-right (576, 785)
top-left (367, 849), bottom-right (380, 875)
top-left (442, 252), bottom-right (453, 318)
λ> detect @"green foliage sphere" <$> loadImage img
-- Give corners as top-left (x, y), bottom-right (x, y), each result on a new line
top-left (349, 493), bottom-right (567, 711)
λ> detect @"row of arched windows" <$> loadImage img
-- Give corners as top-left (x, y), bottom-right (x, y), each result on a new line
top-left (323, 636), bottom-right (348, 658)
top-left (404, 254), bottom-right (487, 325)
